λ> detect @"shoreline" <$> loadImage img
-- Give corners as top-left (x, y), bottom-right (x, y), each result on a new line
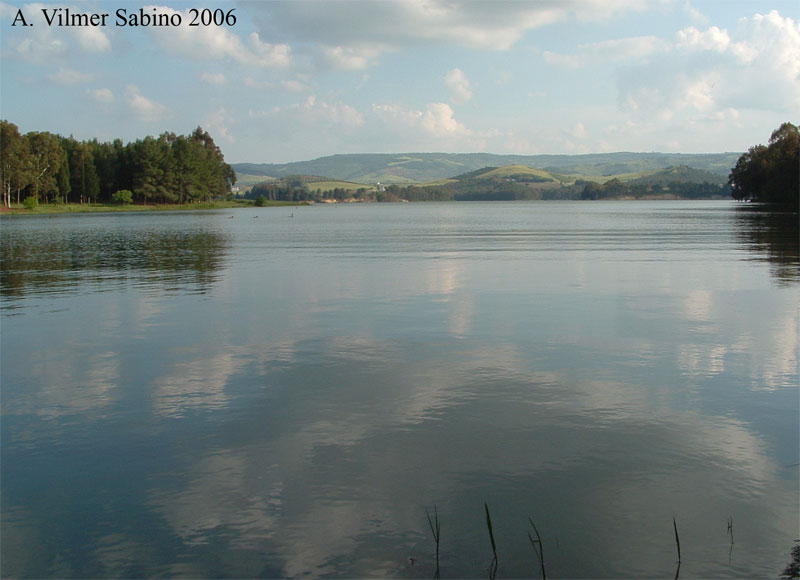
top-left (0, 200), bottom-right (306, 216)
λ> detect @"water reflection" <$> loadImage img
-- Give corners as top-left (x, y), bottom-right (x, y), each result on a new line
top-left (119, 317), bottom-right (795, 577)
top-left (0, 216), bottom-right (229, 300)
top-left (153, 349), bottom-right (248, 419)
top-left (1, 203), bottom-right (797, 579)
top-left (733, 206), bottom-right (799, 284)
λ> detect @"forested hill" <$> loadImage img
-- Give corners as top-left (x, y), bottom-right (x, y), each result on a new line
top-left (233, 151), bottom-right (740, 185)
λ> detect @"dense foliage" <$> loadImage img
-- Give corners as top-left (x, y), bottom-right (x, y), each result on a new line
top-left (729, 122), bottom-right (799, 209)
top-left (247, 178), bottom-right (372, 203)
top-left (1, 121), bottom-right (236, 208)
top-left (580, 178), bottom-right (730, 200)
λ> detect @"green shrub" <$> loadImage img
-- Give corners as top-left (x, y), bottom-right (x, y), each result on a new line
top-left (112, 190), bottom-right (133, 205)
top-left (254, 195), bottom-right (266, 207)
top-left (22, 196), bottom-right (38, 210)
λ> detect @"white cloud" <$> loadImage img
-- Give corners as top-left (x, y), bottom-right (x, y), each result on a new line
top-left (203, 107), bottom-right (234, 143)
top-left (243, 77), bottom-right (309, 92)
top-left (618, 10), bottom-right (800, 121)
top-left (86, 88), bottom-right (114, 104)
top-left (245, 31), bottom-right (292, 67)
top-left (321, 44), bottom-right (385, 70)
top-left (0, 2), bottom-right (110, 61)
top-left (249, 0), bottom-right (647, 67)
top-left (566, 122), bottom-right (588, 140)
top-left (543, 35), bottom-right (669, 68)
top-left (421, 102), bottom-right (470, 137)
top-left (372, 103), bottom-right (424, 128)
top-left (48, 67), bottom-right (93, 85)
top-left (74, 23), bottom-right (110, 53)
top-left (444, 68), bottom-right (472, 104)
top-left (682, 0), bottom-right (708, 25)
top-left (540, 10), bottom-right (799, 136)
top-left (145, 5), bottom-right (291, 68)
top-left (255, 95), bottom-right (364, 129)
top-left (676, 25), bottom-right (731, 52)
top-left (373, 101), bottom-right (470, 139)
top-left (200, 72), bottom-right (227, 86)
top-left (281, 79), bottom-right (309, 93)
top-left (126, 85), bottom-right (170, 122)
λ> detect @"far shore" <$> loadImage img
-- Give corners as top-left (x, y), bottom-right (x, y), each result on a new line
top-left (0, 200), bottom-right (306, 216)
top-left (1, 196), bottom-right (750, 217)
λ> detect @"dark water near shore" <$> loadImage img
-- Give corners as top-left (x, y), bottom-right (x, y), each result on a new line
top-left (1, 201), bottom-right (797, 578)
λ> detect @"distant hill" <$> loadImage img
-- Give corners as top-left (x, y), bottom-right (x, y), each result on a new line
top-left (232, 151), bottom-right (741, 185)
top-left (452, 164), bottom-right (564, 183)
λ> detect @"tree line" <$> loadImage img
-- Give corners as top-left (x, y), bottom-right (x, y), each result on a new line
top-left (728, 122), bottom-right (799, 209)
top-left (580, 179), bottom-right (730, 200)
top-left (246, 174), bottom-right (736, 204)
top-left (1, 121), bottom-right (236, 208)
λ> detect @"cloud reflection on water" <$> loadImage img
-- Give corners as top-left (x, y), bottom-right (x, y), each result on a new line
top-left (2, 203), bottom-right (796, 578)
top-left (139, 327), bottom-right (794, 577)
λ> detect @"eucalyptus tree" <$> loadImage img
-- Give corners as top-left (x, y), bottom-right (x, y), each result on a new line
top-left (0, 120), bottom-right (30, 207)
top-left (24, 131), bottom-right (66, 203)
top-left (63, 137), bottom-right (101, 204)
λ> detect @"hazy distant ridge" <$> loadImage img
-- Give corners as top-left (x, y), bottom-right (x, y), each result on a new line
top-left (233, 151), bottom-right (741, 184)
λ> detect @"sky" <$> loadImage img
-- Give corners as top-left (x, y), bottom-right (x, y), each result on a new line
top-left (0, 0), bottom-right (798, 164)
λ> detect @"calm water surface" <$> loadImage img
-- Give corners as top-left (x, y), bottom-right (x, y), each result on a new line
top-left (1, 201), bottom-right (798, 578)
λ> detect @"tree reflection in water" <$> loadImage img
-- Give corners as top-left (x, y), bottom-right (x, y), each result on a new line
top-left (1, 224), bottom-right (229, 300)
top-left (734, 205), bottom-right (799, 285)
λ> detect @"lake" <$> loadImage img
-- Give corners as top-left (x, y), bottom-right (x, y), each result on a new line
top-left (1, 201), bottom-right (797, 579)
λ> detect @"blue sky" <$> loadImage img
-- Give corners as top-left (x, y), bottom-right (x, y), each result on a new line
top-left (1, 0), bottom-right (798, 163)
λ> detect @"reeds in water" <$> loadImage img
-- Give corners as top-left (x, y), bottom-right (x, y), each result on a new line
top-left (527, 517), bottom-right (546, 579)
top-left (484, 503), bottom-right (498, 579)
top-left (426, 506), bottom-right (441, 580)
top-left (673, 517), bottom-right (682, 580)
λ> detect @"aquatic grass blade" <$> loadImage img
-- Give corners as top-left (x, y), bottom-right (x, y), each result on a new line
top-left (426, 506), bottom-right (441, 580)
top-left (484, 503), bottom-right (498, 579)
top-left (528, 517), bottom-right (546, 579)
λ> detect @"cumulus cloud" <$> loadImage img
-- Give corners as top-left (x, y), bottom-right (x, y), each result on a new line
top-left (321, 44), bottom-right (385, 70)
top-left (145, 5), bottom-right (291, 68)
top-left (200, 72), bottom-right (227, 86)
top-left (281, 79), bottom-right (310, 93)
top-left (252, 95), bottom-right (363, 129)
top-left (421, 102), bottom-right (470, 137)
top-left (248, 0), bottom-right (646, 67)
top-left (202, 107), bottom-right (234, 143)
top-left (74, 23), bottom-right (111, 53)
top-left (566, 122), bottom-right (588, 140)
top-left (541, 10), bottom-right (800, 127)
top-left (618, 11), bottom-right (800, 119)
top-left (126, 85), bottom-right (170, 122)
top-left (542, 35), bottom-right (670, 68)
top-left (444, 68), bottom-right (472, 104)
top-left (373, 101), bottom-right (470, 139)
top-left (87, 88), bottom-right (114, 103)
top-left (0, 2), bottom-right (111, 61)
top-left (87, 88), bottom-right (114, 104)
top-left (48, 67), bottom-right (93, 85)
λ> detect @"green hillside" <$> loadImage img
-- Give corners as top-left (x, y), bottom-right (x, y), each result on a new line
top-left (237, 160), bottom-right (735, 203)
top-left (232, 151), bottom-right (741, 185)
top-left (453, 165), bottom-right (563, 182)
top-left (626, 165), bottom-right (728, 185)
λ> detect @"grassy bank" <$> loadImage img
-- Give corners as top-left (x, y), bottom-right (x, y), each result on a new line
top-left (0, 199), bottom-right (305, 216)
